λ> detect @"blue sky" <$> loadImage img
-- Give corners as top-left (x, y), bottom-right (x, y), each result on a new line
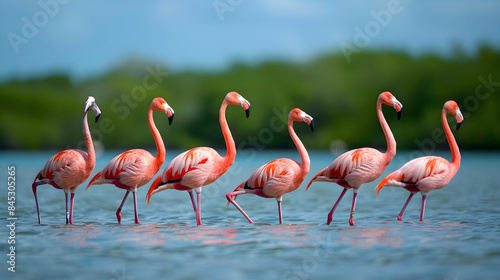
top-left (1, 0), bottom-right (499, 82)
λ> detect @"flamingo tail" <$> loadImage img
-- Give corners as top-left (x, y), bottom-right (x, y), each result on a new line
top-left (375, 172), bottom-right (401, 198)
top-left (85, 171), bottom-right (102, 191)
top-left (146, 175), bottom-right (164, 207)
top-left (305, 167), bottom-right (327, 193)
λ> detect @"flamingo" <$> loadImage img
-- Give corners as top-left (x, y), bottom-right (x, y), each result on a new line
top-left (86, 97), bottom-right (174, 224)
top-left (146, 92), bottom-right (250, 226)
top-left (226, 108), bottom-right (314, 224)
top-left (375, 100), bottom-right (463, 222)
top-left (32, 96), bottom-right (101, 225)
top-left (306, 92), bottom-right (403, 226)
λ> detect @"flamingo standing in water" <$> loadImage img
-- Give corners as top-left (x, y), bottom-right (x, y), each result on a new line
top-left (306, 92), bottom-right (403, 226)
top-left (86, 98), bottom-right (174, 224)
top-left (226, 108), bottom-right (314, 224)
top-left (32, 96), bottom-right (101, 225)
top-left (375, 100), bottom-right (463, 222)
top-left (147, 92), bottom-right (250, 226)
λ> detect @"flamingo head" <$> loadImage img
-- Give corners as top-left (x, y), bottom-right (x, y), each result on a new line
top-left (444, 100), bottom-right (464, 130)
top-left (379, 91), bottom-right (403, 120)
top-left (225, 91), bottom-right (251, 118)
top-left (151, 97), bottom-right (175, 125)
top-left (290, 108), bottom-right (315, 132)
top-left (84, 96), bottom-right (101, 123)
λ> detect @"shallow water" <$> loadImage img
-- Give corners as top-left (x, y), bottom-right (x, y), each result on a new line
top-left (1, 150), bottom-right (500, 279)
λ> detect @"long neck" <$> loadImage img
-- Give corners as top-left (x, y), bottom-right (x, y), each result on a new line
top-left (377, 99), bottom-right (396, 162)
top-left (442, 109), bottom-right (461, 174)
top-left (148, 108), bottom-right (166, 166)
top-left (220, 101), bottom-right (236, 164)
top-left (82, 110), bottom-right (95, 172)
top-left (288, 120), bottom-right (310, 176)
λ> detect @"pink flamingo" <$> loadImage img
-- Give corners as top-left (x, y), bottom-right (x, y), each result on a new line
top-left (226, 108), bottom-right (314, 224)
top-left (375, 100), bottom-right (463, 222)
top-left (32, 96), bottom-right (101, 225)
top-left (86, 98), bottom-right (174, 224)
top-left (146, 92), bottom-right (250, 226)
top-left (306, 92), bottom-right (403, 226)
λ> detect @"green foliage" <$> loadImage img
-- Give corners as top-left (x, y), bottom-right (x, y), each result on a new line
top-left (1, 46), bottom-right (499, 151)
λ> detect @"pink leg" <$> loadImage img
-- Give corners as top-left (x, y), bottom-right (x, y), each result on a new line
top-left (196, 191), bottom-right (202, 226)
top-left (133, 191), bottom-right (140, 224)
top-left (69, 193), bottom-right (75, 225)
top-left (187, 190), bottom-right (198, 218)
top-left (349, 191), bottom-right (358, 226)
top-left (277, 198), bottom-right (283, 224)
top-left (398, 192), bottom-right (415, 221)
top-left (420, 195), bottom-right (427, 222)
top-left (327, 188), bottom-right (347, 225)
top-left (65, 191), bottom-right (70, 224)
top-left (116, 191), bottom-right (130, 224)
top-left (32, 183), bottom-right (42, 224)
top-left (226, 192), bottom-right (254, 223)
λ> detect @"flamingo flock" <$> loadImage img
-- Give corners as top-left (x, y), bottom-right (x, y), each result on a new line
top-left (33, 92), bottom-right (464, 226)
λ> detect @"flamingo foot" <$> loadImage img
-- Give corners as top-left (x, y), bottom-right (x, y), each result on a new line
top-left (397, 215), bottom-right (403, 221)
top-left (349, 212), bottom-right (355, 226)
top-left (327, 188), bottom-right (348, 225)
top-left (116, 211), bottom-right (122, 224)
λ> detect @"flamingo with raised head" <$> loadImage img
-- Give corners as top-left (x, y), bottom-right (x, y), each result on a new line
top-left (306, 92), bottom-right (403, 226)
top-left (32, 96), bottom-right (101, 225)
top-left (86, 98), bottom-right (174, 224)
top-left (146, 92), bottom-right (250, 226)
top-left (375, 100), bottom-right (463, 222)
top-left (226, 108), bottom-right (314, 224)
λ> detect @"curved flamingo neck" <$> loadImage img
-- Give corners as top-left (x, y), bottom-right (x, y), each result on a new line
top-left (288, 119), bottom-right (310, 177)
top-left (148, 108), bottom-right (166, 167)
top-left (377, 99), bottom-right (396, 162)
top-left (82, 110), bottom-right (95, 172)
top-left (220, 101), bottom-right (236, 164)
top-left (442, 108), bottom-right (461, 174)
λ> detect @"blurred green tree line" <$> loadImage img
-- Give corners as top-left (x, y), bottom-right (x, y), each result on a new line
top-left (1, 46), bottom-right (499, 151)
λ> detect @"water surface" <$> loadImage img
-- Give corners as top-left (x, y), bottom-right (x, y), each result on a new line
top-left (1, 150), bottom-right (499, 279)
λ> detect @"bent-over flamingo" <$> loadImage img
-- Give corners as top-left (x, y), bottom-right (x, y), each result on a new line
top-left (86, 98), bottom-right (174, 224)
top-left (306, 92), bottom-right (403, 226)
top-left (375, 100), bottom-right (463, 222)
top-left (146, 92), bottom-right (250, 226)
top-left (226, 108), bottom-right (314, 224)
top-left (32, 96), bottom-right (101, 225)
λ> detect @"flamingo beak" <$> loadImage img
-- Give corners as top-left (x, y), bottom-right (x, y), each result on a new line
top-left (309, 119), bottom-right (315, 132)
top-left (245, 105), bottom-right (251, 118)
top-left (397, 108), bottom-right (402, 120)
top-left (238, 97), bottom-right (251, 118)
top-left (300, 112), bottom-right (315, 132)
top-left (391, 98), bottom-right (403, 120)
top-left (84, 96), bottom-right (101, 123)
top-left (168, 114), bottom-right (174, 125)
top-left (455, 108), bottom-right (464, 130)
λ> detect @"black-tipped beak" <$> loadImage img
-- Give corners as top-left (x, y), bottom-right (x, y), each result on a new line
top-left (397, 109), bottom-right (402, 120)
top-left (245, 106), bottom-right (251, 118)
top-left (309, 119), bottom-right (315, 132)
top-left (456, 121), bottom-right (462, 130)
top-left (168, 114), bottom-right (174, 126)
top-left (95, 113), bottom-right (101, 123)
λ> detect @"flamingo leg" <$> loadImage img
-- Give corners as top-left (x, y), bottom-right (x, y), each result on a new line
top-left (69, 192), bottom-right (75, 225)
top-left (397, 192), bottom-right (415, 221)
top-left (226, 191), bottom-right (254, 224)
top-left (195, 188), bottom-right (202, 226)
top-left (32, 183), bottom-right (42, 224)
top-left (277, 196), bottom-right (283, 224)
top-left (187, 190), bottom-right (198, 219)
top-left (327, 188), bottom-right (347, 225)
top-left (65, 191), bottom-right (70, 224)
top-left (349, 191), bottom-right (358, 226)
top-left (116, 191), bottom-right (130, 224)
top-left (420, 194), bottom-right (427, 222)
top-left (132, 190), bottom-right (141, 224)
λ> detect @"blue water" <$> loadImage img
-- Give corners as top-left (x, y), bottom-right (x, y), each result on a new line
top-left (1, 150), bottom-right (500, 280)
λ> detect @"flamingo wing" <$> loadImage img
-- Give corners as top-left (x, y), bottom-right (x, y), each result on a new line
top-left (37, 149), bottom-right (86, 188)
top-left (243, 159), bottom-right (297, 197)
top-left (161, 147), bottom-right (216, 188)
top-left (376, 156), bottom-right (450, 196)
